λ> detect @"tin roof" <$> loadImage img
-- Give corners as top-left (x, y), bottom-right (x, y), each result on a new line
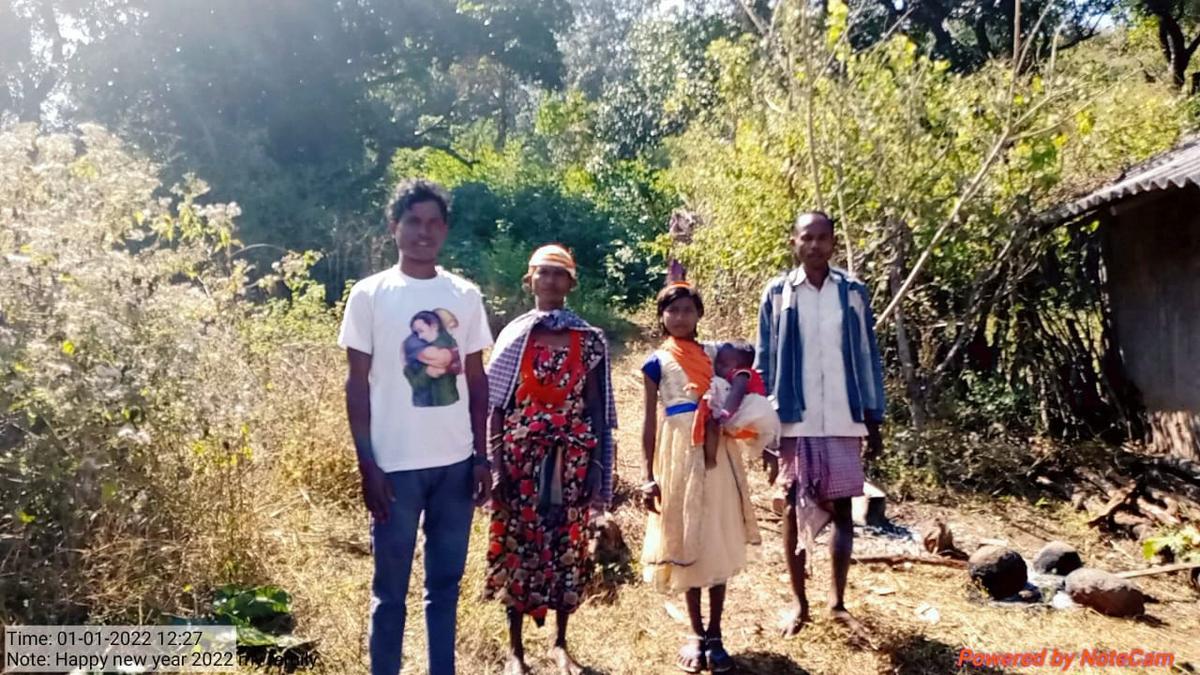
top-left (1038, 135), bottom-right (1200, 226)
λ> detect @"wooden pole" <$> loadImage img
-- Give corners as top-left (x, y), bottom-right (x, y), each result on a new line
top-left (1115, 561), bottom-right (1200, 580)
top-left (853, 554), bottom-right (968, 569)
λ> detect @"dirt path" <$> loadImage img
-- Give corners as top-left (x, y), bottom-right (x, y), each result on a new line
top-left (257, 343), bottom-right (1200, 674)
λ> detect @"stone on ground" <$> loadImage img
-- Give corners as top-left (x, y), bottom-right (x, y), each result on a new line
top-left (1033, 541), bottom-right (1084, 575)
top-left (917, 518), bottom-right (955, 555)
top-left (968, 545), bottom-right (1028, 599)
top-left (1065, 568), bottom-right (1145, 617)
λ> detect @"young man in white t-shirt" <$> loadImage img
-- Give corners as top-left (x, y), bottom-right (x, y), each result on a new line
top-left (339, 179), bottom-right (493, 675)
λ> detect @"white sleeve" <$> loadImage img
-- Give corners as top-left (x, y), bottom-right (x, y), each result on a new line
top-left (461, 291), bottom-right (493, 355)
top-left (338, 282), bottom-right (374, 354)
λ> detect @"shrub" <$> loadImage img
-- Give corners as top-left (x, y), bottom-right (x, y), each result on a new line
top-left (0, 124), bottom-right (287, 622)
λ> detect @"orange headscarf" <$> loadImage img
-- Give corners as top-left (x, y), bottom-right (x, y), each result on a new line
top-left (528, 243), bottom-right (577, 279)
top-left (663, 336), bottom-right (714, 446)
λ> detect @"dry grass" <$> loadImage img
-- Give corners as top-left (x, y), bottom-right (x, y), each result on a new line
top-left (242, 341), bottom-right (1200, 675)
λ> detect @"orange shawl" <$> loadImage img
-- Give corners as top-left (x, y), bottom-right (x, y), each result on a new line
top-left (663, 337), bottom-right (714, 446)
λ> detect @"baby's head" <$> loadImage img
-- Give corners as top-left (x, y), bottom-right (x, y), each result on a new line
top-left (715, 341), bottom-right (755, 380)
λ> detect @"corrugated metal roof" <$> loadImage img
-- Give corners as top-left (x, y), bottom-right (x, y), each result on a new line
top-left (1038, 135), bottom-right (1200, 226)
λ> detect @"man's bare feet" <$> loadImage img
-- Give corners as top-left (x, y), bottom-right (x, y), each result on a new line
top-left (830, 607), bottom-right (874, 649)
top-left (504, 652), bottom-right (531, 675)
top-left (550, 645), bottom-right (585, 675)
top-left (780, 601), bottom-right (811, 638)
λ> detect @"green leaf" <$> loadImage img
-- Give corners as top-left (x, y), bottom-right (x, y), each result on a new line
top-left (1141, 539), bottom-right (1159, 560)
top-left (234, 625), bottom-right (278, 647)
top-left (212, 584), bottom-right (293, 623)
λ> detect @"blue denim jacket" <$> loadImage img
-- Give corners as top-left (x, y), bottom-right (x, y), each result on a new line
top-left (754, 266), bottom-right (886, 425)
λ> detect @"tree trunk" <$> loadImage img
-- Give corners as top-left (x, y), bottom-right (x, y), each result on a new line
top-left (1011, 0), bottom-right (1021, 63)
top-left (1148, 2), bottom-right (1192, 88)
top-left (973, 17), bottom-right (994, 60)
top-left (889, 221), bottom-right (926, 429)
top-left (496, 70), bottom-right (510, 149)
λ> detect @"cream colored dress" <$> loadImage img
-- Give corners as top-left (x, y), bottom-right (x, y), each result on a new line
top-left (640, 347), bottom-right (762, 594)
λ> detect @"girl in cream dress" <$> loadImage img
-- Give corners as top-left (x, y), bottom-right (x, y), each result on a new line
top-left (639, 282), bottom-right (773, 673)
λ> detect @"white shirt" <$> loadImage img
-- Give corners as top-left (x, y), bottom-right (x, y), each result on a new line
top-left (779, 274), bottom-right (868, 438)
top-left (338, 267), bottom-right (493, 471)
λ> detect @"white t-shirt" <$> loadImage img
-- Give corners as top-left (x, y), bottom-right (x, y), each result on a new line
top-left (338, 267), bottom-right (493, 472)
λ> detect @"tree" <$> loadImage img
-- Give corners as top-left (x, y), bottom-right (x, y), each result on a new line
top-left (670, 0), bottom-right (1189, 436)
top-left (559, 0), bottom-right (646, 96)
top-left (0, 0), bottom-right (135, 125)
top-left (732, 0), bottom-right (1115, 72)
top-left (1, 0), bottom-right (573, 286)
top-left (556, 1), bottom-right (745, 158)
top-left (1140, 0), bottom-right (1200, 88)
top-left (873, 0), bottom-right (1115, 70)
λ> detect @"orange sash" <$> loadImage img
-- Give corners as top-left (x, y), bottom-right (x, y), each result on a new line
top-left (663, 337), bottom-right (714, 446)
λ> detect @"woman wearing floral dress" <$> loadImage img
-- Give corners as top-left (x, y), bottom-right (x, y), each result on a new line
top-left (484, 244), bottom-right (616, 675)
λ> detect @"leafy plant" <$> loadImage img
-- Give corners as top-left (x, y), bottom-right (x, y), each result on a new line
top-left (1142, 525), bottom-right (1200, 564)
top-left (211, 585), bottom-right (310, 649)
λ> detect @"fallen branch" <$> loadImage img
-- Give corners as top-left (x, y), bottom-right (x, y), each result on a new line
top-left (1115, 561), bottom-right (1200, 580)
top-left (1135, 496), bottom-right (1181, 526)
top-left (1148, 455), bottom-right (1200, 485)
top-left (853, 554), bottom-right (968, 569)
top-left (1086, 483), bottom-right (1140, 527)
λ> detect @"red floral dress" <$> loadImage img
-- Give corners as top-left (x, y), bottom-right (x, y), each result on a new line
top-left (484, 330), bottom-right (604, 620)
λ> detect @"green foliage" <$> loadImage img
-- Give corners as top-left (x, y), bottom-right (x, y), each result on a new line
top-left (664, 4), bottom-right (1192, 433)
top-left (871, 425), bottom-right (1076, 501)
top-left (388, 115), bottom-right (670, 333)
top-left (954, 371), bottom-right (1035, 432)
top-left (840, 0), bottom-right (1119, 72)
top-left (588, 14), bottom-right (734, 159)
top-left (2, 0), bottom-right (574, 289)
top-left (1142, 525), bottom-right (1200, 564)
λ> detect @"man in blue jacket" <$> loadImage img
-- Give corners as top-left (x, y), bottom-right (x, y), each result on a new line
top-left (756, 211), bottom-right (885, 637)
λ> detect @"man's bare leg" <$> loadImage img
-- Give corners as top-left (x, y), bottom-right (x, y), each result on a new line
top-left (781, 501), bottom-right (811, 637)
top-left (827, 497), bottom-right (870, 645)
top-left (828, 497), bottom-right (853, 612)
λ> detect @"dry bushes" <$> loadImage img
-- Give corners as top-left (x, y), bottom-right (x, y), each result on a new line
top-left (0, 125), bottom-right (343, 624)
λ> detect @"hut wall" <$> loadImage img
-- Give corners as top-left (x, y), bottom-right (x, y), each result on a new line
top-left (1104, 187), bottom-right (1200, 460)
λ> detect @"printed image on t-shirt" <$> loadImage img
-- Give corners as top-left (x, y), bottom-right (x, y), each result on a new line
top-left (402, 308), bottom-right (463, 407)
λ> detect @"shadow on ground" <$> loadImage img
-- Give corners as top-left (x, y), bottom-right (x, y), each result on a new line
top-left (881, 633), bottom-right (1012, 675)
top-left (735, 651), bottom-right (814, 674)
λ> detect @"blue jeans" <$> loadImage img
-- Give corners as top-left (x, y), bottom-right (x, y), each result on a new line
top-left (369, 458), bottom-right (474, 675)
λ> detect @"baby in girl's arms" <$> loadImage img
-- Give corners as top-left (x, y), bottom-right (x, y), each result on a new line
top-left (703, 341), bottom-right (780, 468)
